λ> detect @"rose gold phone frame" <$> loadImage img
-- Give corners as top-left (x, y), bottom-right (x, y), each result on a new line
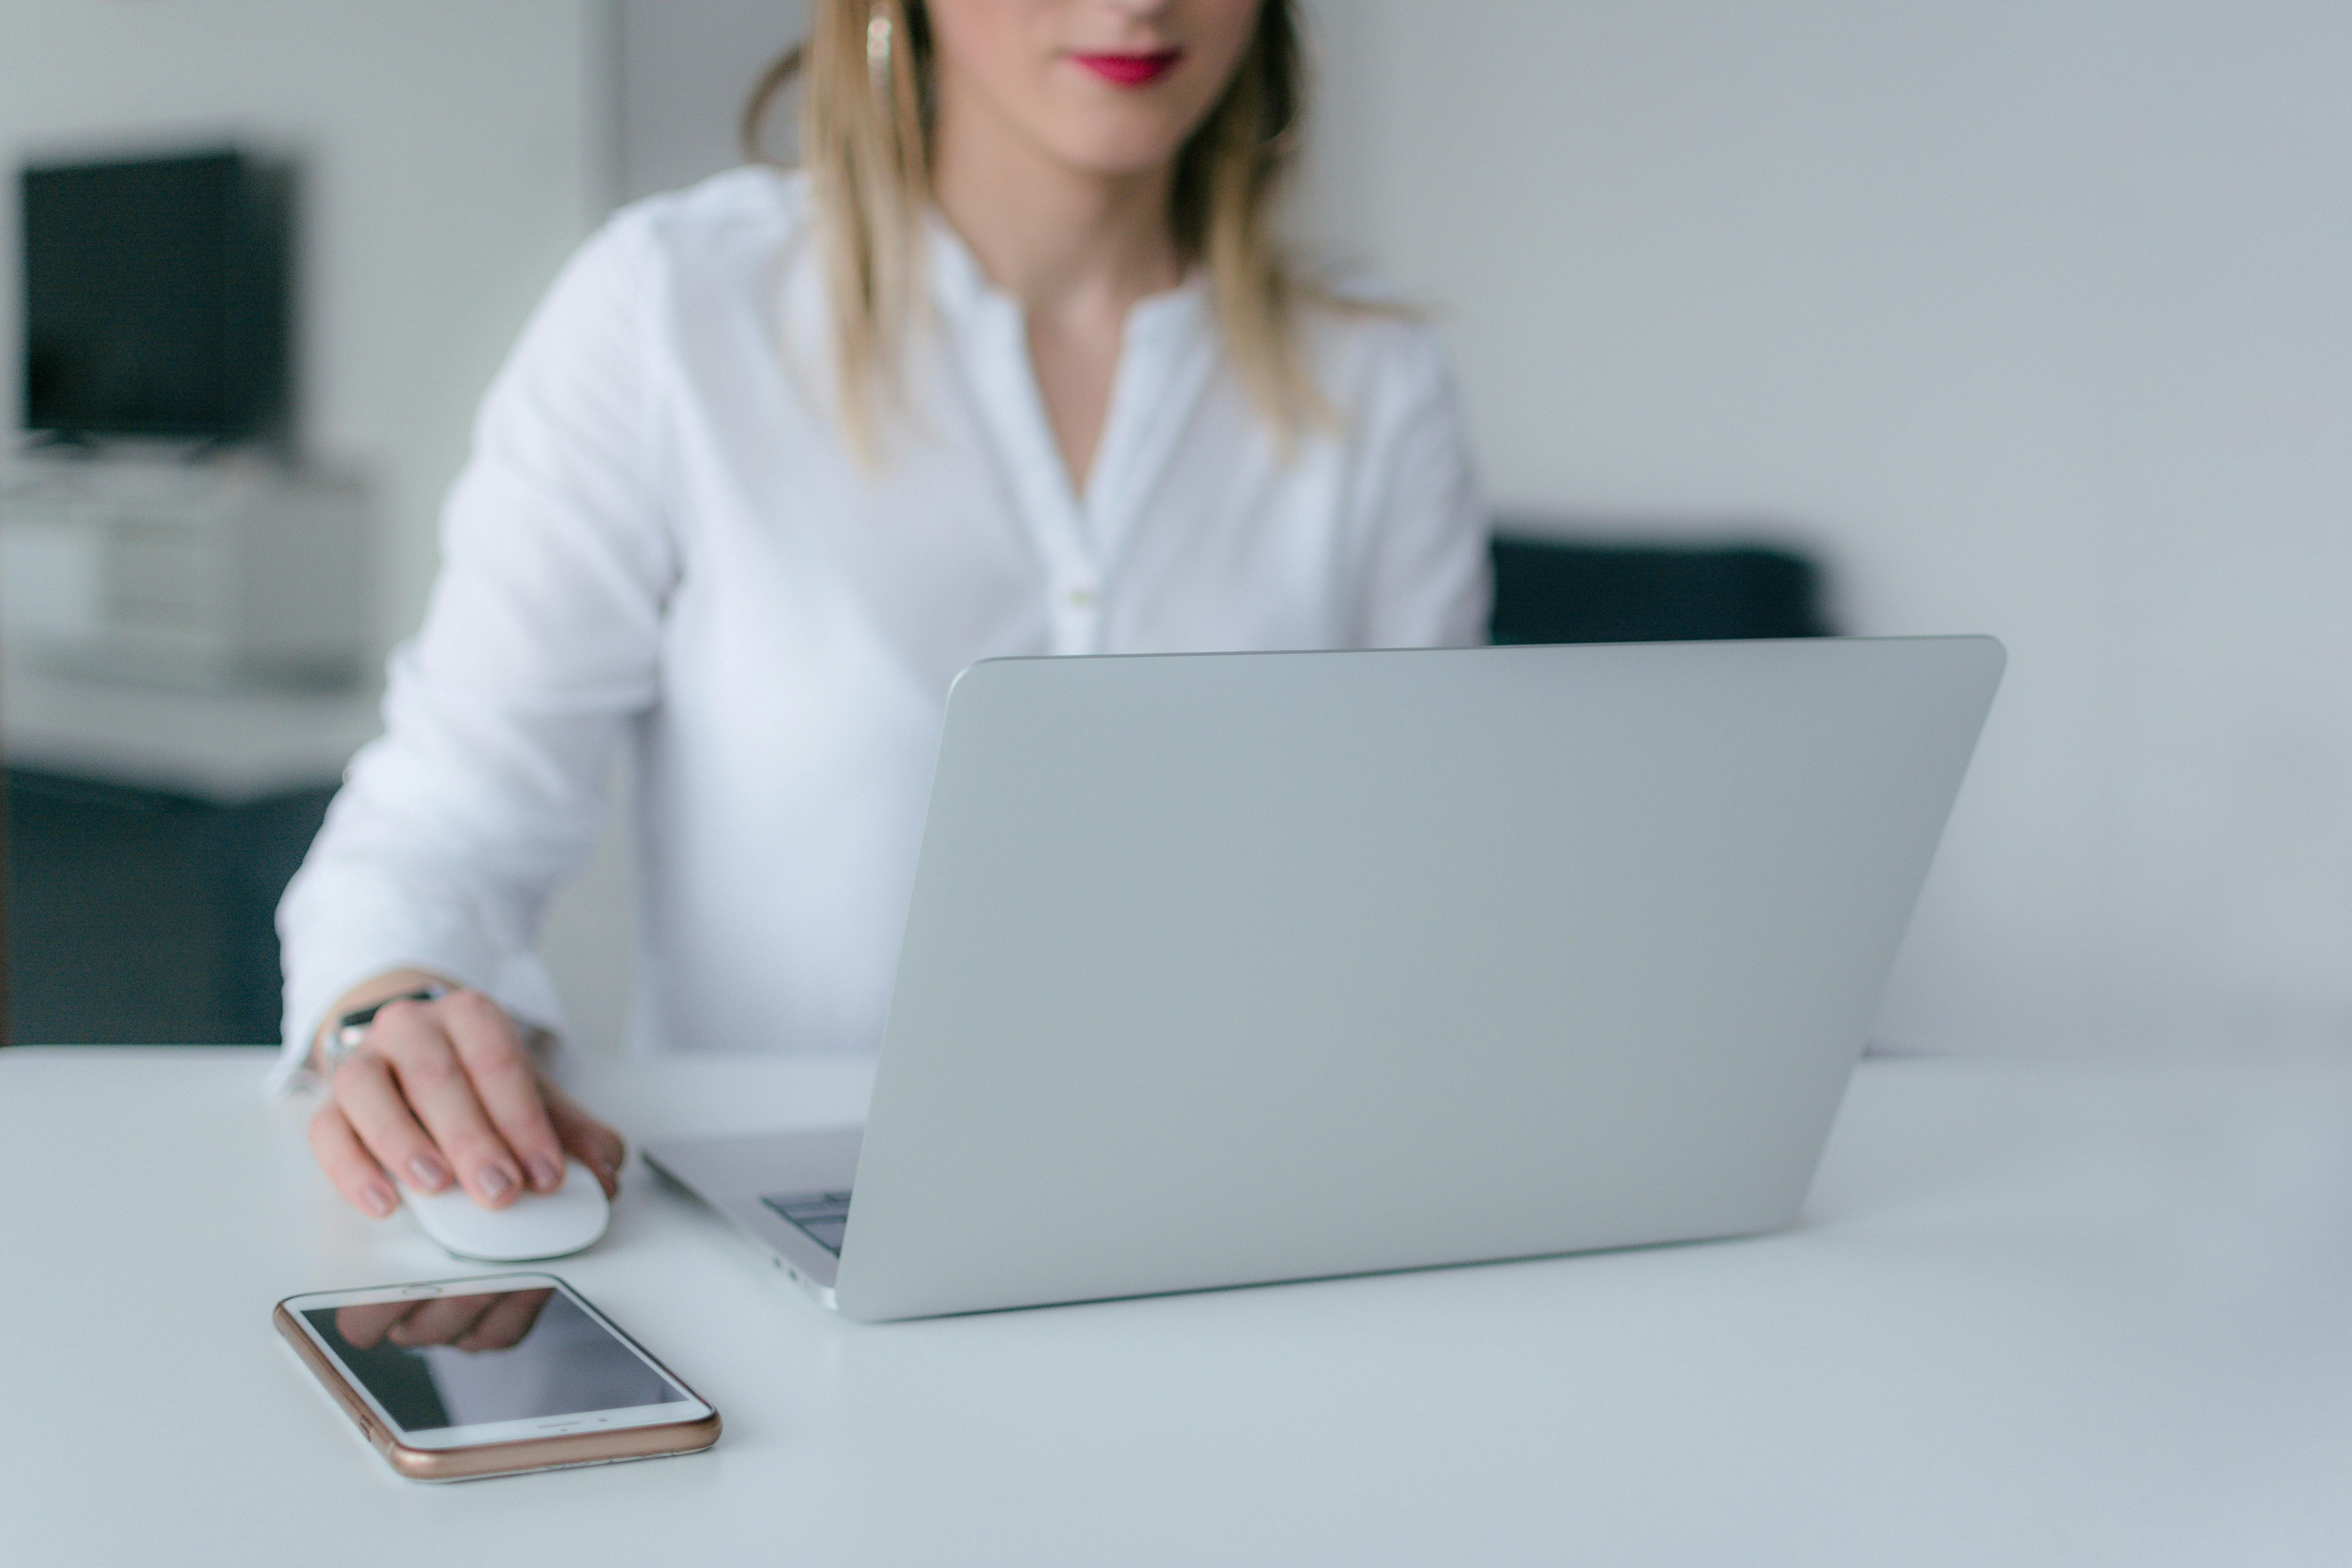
top-left (273, 1281), bottom-right (720, 1482)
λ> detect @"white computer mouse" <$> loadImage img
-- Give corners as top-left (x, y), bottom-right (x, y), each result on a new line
top-left (404, 1157), bottom-right (610, 1261)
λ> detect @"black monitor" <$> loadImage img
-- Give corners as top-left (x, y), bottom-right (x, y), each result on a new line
top-left (20, 149), bottom-right (292, 444)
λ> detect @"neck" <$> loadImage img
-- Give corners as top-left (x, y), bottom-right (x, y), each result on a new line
top-left (929, 87), bottom-right (1183, 325)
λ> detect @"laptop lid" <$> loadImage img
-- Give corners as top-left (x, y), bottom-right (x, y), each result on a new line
top-left (833, 637), bottom-right (2003, 1321)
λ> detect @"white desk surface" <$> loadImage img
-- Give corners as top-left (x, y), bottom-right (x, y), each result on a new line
top-left (4, 1047), bottom-right (2348, 1567)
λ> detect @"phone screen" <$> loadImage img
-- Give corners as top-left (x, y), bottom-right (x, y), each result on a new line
top-left (301, 1285), bottom-right (686, 1435)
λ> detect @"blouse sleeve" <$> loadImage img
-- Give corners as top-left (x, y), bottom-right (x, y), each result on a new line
top-left (269, 210), bottom-right (680, 1090)
top-left (1347, 322), bottom-right (1493, 650)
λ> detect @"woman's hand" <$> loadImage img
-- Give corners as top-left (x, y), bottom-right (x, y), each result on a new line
top-left (334, 1288), bottom-right (554, 1353)
top-left (305, 978), bottom-right (624, 1218)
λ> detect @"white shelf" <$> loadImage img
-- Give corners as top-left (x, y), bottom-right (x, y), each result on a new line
top-left (1, 663), bottom-right (380, 802)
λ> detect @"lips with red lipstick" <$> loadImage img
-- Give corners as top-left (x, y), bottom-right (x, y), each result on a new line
top-left (1069, 49), bottom-right (1182, 88)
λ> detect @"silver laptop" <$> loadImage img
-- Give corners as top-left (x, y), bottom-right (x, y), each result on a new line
top-left (646, 636), bottom-right (2003, 1321)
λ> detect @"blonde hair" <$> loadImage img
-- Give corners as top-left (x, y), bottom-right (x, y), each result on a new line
top-left (743, 0), bottom-right (1323, 457)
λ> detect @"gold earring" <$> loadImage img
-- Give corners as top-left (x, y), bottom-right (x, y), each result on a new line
top-left (1262, 106), bottom-right (1301, 158)
top-left (867, 5), bottom-right (894, 94)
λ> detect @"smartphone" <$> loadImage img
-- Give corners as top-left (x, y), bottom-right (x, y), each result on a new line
top-left (274, 1272), bottom-right (719, 1481)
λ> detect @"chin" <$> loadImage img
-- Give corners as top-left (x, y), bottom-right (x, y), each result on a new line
top-left (1044, 118), bottom-right (1198, 180)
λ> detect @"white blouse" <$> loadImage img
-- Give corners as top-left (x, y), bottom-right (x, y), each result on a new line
top-left (272, 168), bottom-right (1488, 1087)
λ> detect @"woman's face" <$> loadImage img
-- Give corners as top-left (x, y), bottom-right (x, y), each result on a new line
top-left (923, 0), bottom-right (1263, 178)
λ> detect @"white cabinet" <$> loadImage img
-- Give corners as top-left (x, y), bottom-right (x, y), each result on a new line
top-left (0, 453), bottom-right (367, 690)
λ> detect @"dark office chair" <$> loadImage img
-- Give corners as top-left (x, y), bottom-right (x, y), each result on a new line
top-left (2, 769), bottom-right (333, 1045)
top-left (1488, 529), bottom-right (1833, 646)
top-left (0, 738), bottom-right (9, 1049)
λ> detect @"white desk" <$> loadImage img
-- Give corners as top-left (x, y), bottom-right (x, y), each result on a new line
top-left (4, 1049), bottom-right (2349, 1566)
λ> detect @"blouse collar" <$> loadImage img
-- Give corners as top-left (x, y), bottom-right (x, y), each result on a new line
top-left (924, 209), bottom-right (1209, 343)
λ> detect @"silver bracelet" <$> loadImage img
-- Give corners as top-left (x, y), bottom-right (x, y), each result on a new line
top-left (319, 984), bottom-right (447, 1076)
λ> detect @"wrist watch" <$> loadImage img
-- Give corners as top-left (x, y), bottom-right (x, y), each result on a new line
top-left (320, 985), bottom-right (447, 1076)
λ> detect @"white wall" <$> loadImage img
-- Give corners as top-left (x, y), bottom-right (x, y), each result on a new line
top-left (615, 0), bottom-right (804, 205)
top-left (1306, 0), bottom-right (2352, 1059)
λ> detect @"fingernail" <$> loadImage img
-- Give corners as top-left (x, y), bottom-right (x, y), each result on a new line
top-left (528, 1154), bottom-right (564, 1192)
top-left (409, 1154), bottom-right (450, 1190)
top-left (361, 1182), bottom-right (397, 1217)
top-left (478, 1164), bottom-right (514, 1200)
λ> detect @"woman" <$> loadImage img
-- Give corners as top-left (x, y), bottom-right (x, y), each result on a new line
top-left (280, 0), bottom-right (1488, 1220)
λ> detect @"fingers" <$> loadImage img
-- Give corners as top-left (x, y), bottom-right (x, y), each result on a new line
top-left (335, 1291), bottom-right (549, 1353)
top-left (454, 1289), bottom-right (552, 1351)
top-left (439, 992), bottom-right (568, 1196)
top-left (308, 1101), bottom-right (400, 1218)
top-left (365, 998), bottom-right (526, 1208)
top-left (545, 1081), bottom-right (628, 1198)
top-left (331, 1047), bottom-right (457, 1197)
top-left (387, 1292), bottom-right (501, 1349)
top-left (315, 987), bottom-right (621, 1213)
top-left (334, 1301), bottom-right (417, 1350)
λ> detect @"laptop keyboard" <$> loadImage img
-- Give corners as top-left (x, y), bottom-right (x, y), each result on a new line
top-left (761, 1190), bottom-right (853, 1255)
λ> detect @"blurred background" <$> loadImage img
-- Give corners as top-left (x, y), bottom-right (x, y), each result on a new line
top-left (0, 0), bottom-right (2345, 1063)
